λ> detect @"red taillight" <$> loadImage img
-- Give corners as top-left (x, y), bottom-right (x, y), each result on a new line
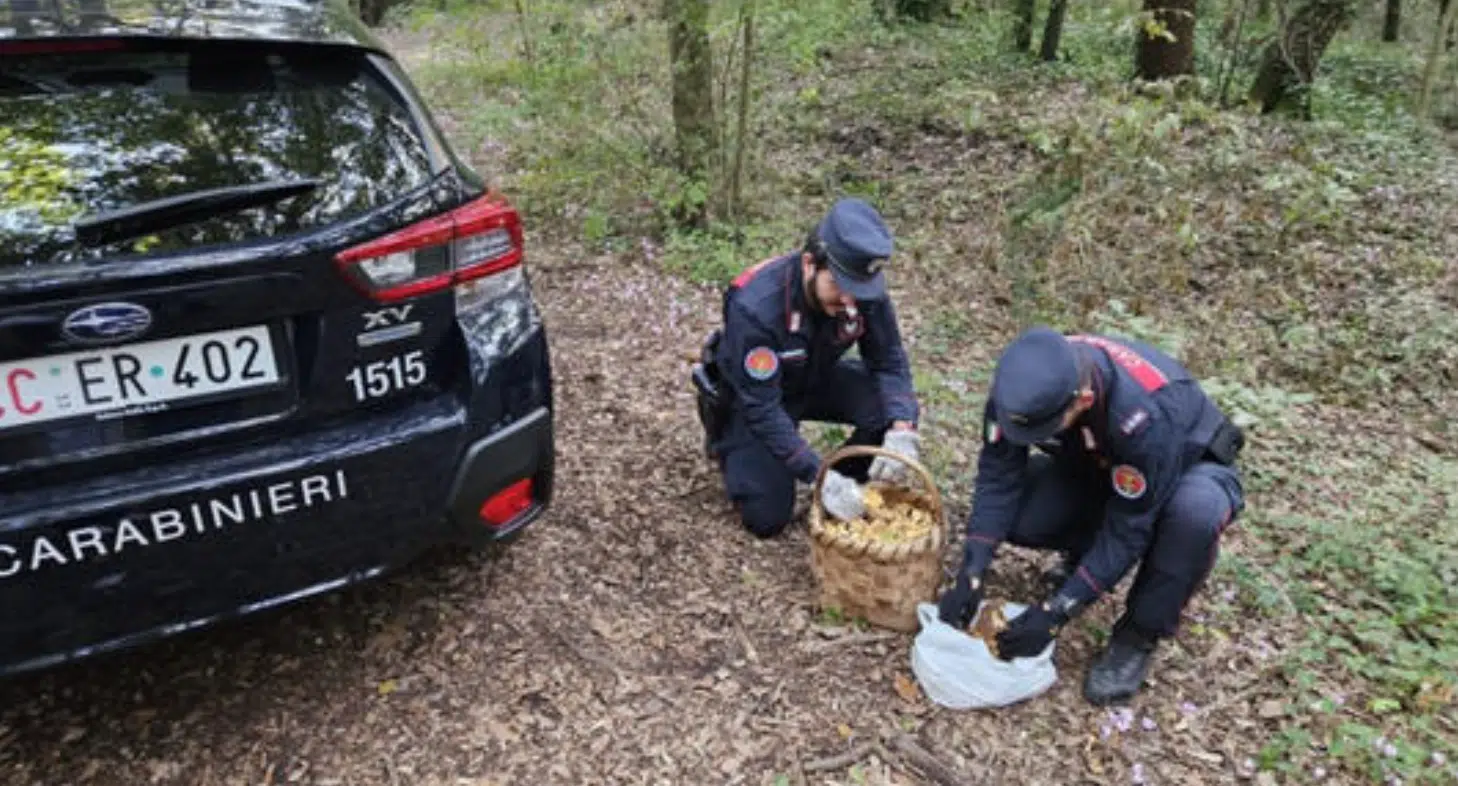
top-left (335, 193), bottom-right (524, 302)
top-left (479, 479), bottom-right (534, 528)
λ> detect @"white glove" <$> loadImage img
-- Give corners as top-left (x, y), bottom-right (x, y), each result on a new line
top-left (821, 470), bottom-right (867, 521)
top-left (868, 428), bottom-right (920, 484)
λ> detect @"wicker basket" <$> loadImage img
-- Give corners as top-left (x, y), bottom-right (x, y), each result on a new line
top-left (808, 445), bottom-right (946, 633)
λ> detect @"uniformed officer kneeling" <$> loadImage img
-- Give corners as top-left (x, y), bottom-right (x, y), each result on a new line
top-left (693, 198), bottom-right (921, 538)
top-left (938, 326), bottom-right (1246, 705)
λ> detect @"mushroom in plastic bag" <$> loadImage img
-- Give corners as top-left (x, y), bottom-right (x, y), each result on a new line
top-left (909, 600), bottom-right (1058, 710)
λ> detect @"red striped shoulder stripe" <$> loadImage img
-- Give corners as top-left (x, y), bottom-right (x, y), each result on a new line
top-left (1068, 335), bottom-right (1168, 393)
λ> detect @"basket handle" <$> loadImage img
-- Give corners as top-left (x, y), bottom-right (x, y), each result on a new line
top-left (810, 443), bottom-right (945, 524)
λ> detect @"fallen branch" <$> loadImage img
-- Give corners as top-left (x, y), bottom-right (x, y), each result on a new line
top-left (881, 734), bottom-right (972, 786)
top-left (803, 742), bottom-right (874, 773)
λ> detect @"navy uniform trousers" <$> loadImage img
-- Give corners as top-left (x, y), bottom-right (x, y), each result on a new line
top-left (1006, 453), bottom-right (1245, 637)
top-left (714, 359), bottom-right (889, 539)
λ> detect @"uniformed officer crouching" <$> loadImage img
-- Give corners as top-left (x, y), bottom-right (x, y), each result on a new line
top-left (692, 198), bottom-right (921, 538)
top-left (938, 327), bottom-right (1246, 705)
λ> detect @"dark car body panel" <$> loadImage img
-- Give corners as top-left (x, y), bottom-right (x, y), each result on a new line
top-left (0, 0), bottom-right (554, 677)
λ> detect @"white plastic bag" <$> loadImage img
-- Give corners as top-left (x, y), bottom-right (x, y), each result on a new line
top-left (909, 601), bottom-right (1058, 710)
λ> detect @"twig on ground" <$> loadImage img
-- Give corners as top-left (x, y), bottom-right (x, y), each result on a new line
top-left (881, 734), bottom-right (971, 786)
top-left (733, 619), bottom-right (760, 663)
top-left (803, 742), bottom-right (874, 773)
top-left (804, 632), bottom-right (898, 652)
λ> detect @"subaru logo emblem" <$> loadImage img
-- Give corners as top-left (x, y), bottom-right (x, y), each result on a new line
top-left (61, 302), bottom-right (153, 345)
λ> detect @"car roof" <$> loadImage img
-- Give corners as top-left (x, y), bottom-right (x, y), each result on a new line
top-left (0, 0), bottom-right (388, 52)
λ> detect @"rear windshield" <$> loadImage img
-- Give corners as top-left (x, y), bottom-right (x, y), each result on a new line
top-left (0, 45), bottom-right (437, 268)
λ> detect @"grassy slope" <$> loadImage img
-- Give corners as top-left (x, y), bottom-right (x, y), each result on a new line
top-left (388, 1), bottom-right (1457, 782)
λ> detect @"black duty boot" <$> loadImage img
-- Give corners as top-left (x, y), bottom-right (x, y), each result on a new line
top-left (1082, 622), bottom-right (1159, 706)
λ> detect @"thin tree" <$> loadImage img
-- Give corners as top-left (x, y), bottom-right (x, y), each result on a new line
top-left (1217, 0), bottom-right (1257, 106)
top-left (1443, 0), bottom-right (1456, 50)
top-left (1384, 0), bottom-right (1401, 41)
top-left (1040, 0), bottom-right (1070, 62)
top-left (666, 0), bottom-right (716, 229)
top-left (1418, 0), bottom-right (1458, 114)
top-left (727, 0), bottom-right (755, 230)
top-left (1012, 0), bottom-right (1036, 52)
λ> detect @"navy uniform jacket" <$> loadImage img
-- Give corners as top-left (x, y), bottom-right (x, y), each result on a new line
top-left (964, 334), bottom-right (1230, 605)
top-left (714, 254), bottom-right (919, 484)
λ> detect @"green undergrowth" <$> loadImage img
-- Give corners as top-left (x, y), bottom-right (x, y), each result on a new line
top-left (1226, 436), bottom-right (1458, 785)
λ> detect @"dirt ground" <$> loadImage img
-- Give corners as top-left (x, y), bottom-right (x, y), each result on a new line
top-left (0, 240), bottom-right (1294, 786)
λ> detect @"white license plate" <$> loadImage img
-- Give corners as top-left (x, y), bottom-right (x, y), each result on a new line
top-left (0, 325), bottom-right (282, 434)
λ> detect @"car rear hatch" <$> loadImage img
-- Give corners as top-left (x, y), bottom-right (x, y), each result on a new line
top-left (0, 38), bottom-right (520, 493)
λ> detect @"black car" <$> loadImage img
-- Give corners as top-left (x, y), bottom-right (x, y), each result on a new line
top-left (0, 0), bottom-right (555, 676)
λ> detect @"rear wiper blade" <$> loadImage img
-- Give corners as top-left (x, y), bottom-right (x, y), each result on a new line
top-left (74, 178), bottom-right (322, 248)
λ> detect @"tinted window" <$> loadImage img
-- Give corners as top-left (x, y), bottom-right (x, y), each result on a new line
top-left (0, 46), bottom-right (436, 268)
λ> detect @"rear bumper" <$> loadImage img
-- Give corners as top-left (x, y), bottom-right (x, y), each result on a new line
top-left (0, 397), bottom-right (553, 679)
top-left (446, 405), bottom-right (555, 543)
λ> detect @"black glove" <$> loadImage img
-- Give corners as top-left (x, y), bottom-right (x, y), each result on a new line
top-left (937, 571), bottom-right (983, 629)
top-left (995, 602), bottom-right (1069, 660)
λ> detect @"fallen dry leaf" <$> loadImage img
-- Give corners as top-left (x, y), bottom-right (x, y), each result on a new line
top-left (893, 673), bottom-right (921, 703)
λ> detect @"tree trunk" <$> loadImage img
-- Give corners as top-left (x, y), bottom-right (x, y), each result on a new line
top-left (1218, 0), bottom-right (1256, 106)
top-left (1418, 0), bottom-right (1458, 114)
top-left (1136, 0), bottom-right (1198, 80)
top-left (1012, 0), bottom-right (1036, 52)
top-left (1040, 0), bottom-right (1070, 61)
top-left (665, 0), bottom-right (716, 228)
top-left (728, 0), bottom-right (755, 228)
top-left (1218, 3), bottom-right (1240, 47)
top-left (1247, 0), bottom-right (1356, 118)
top-left (1444, 0), bottom-right (1457, 50)
top-left (892, 0), bottom-right (950, 22)
top-left (1383, 0), bottom-right (1401, 41)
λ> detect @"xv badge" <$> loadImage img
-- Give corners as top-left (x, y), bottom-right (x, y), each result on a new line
top-left (358, 304), bottom-right (422, 347)
top-left (363, 305), bottom-right (414, 331)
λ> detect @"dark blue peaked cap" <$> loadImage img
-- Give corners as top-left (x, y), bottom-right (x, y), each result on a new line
top-left (815, 198), bottom-right (893, 300)
top-left (991, 326), bottom-right (1081, 444)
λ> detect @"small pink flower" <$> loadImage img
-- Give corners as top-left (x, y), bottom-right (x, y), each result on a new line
top-left (1141, 717), bottom-right (1158, 732)
top-left (1131, 763), bottom-right (1146, 784)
